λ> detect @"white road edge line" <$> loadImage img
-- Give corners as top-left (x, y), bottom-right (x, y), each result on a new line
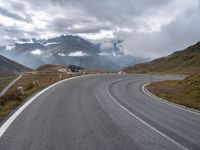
top-left (0, 74), bottom-right (97, 138)
top-left (142, 82), bottom-right (200, 116)
top-left (106, 79), bottom-right (188, 150)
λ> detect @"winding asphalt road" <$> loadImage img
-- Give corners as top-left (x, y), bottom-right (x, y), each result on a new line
top-left (0, 74), bottom-right (200, 150)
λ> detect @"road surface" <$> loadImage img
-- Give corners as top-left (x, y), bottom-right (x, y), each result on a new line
top-left (0, 74), bottom-right (200, 150)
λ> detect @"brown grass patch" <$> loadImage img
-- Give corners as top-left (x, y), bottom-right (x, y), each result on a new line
top-left (0, 73), bottom-right (79, 119)
top-left (0, 76), bottom-right (16, 91)
top-left (147, 79), bottom-right (200, 110)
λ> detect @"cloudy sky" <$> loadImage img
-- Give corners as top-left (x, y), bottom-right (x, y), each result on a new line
top-left (0, 0), bottom-right (200, 58)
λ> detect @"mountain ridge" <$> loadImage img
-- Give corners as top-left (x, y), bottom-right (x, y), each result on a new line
top-left (124, 41), bottom-right (200, 74)
top-left (0, 35), bottom-right (148, 70)
top-left (0, 55), bottom-right (31, 77)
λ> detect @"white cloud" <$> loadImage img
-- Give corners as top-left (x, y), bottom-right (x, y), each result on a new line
top-left (78, 30), bottom-right (115, 40)
top-left (0, 0), bottom-right (200, 58)
top-left (6, 45), bottom-right (15, 50)
top-left (58, 53), bottom-right (66, 56)
top-left (68, 51), bottom-right (89, 57)
top-left (31, 49), bottom-right (42, 55)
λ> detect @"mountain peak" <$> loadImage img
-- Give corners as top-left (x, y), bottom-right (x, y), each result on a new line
top-left (0, 35), bottom-right (147, 70)
top-left (188, 41), bottom-right (200, 50)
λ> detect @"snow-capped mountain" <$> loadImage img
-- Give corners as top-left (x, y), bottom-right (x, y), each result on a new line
top-left (0, 35), bottom-right (148, 70)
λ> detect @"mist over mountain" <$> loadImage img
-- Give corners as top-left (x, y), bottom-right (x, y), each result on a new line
top-left (0, 35), bottom-right (148, 70)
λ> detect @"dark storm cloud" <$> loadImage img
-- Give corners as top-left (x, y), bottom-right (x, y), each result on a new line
top-left (22, 0), bottom-right (172, 28)
top-left (123, 0), bottom-right (200, 57)
top-left (0, 24), bottom-right (38, 38)
top-left (48, 17), bottom-right (112, 34)
top-left (0, 0), bottom-right (32, 23)
top-left (0, 7), bottom-right (28, 22)
top-left (47, 0), bottom-right (172, 26)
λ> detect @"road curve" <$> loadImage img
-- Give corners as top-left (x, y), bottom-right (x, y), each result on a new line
top-left (0, 74), bottom-right (200, 150)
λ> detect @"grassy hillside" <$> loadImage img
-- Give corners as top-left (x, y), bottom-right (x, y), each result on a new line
top-left (36, 64), bottom-right (68, 72)
top-left (124, 41), bottom-right (200, 110)
top-left (147, 72), bottom-right (200, 110)
top-left (0, 77), bottom-right (16, 91)
top-left (124, 42), bottom-right (200, 74)
top-left (0, 55), bottom-right (31, 77)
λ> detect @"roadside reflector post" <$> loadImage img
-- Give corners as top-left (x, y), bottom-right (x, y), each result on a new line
top-left (17, 86), bottom-right (24, 96)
